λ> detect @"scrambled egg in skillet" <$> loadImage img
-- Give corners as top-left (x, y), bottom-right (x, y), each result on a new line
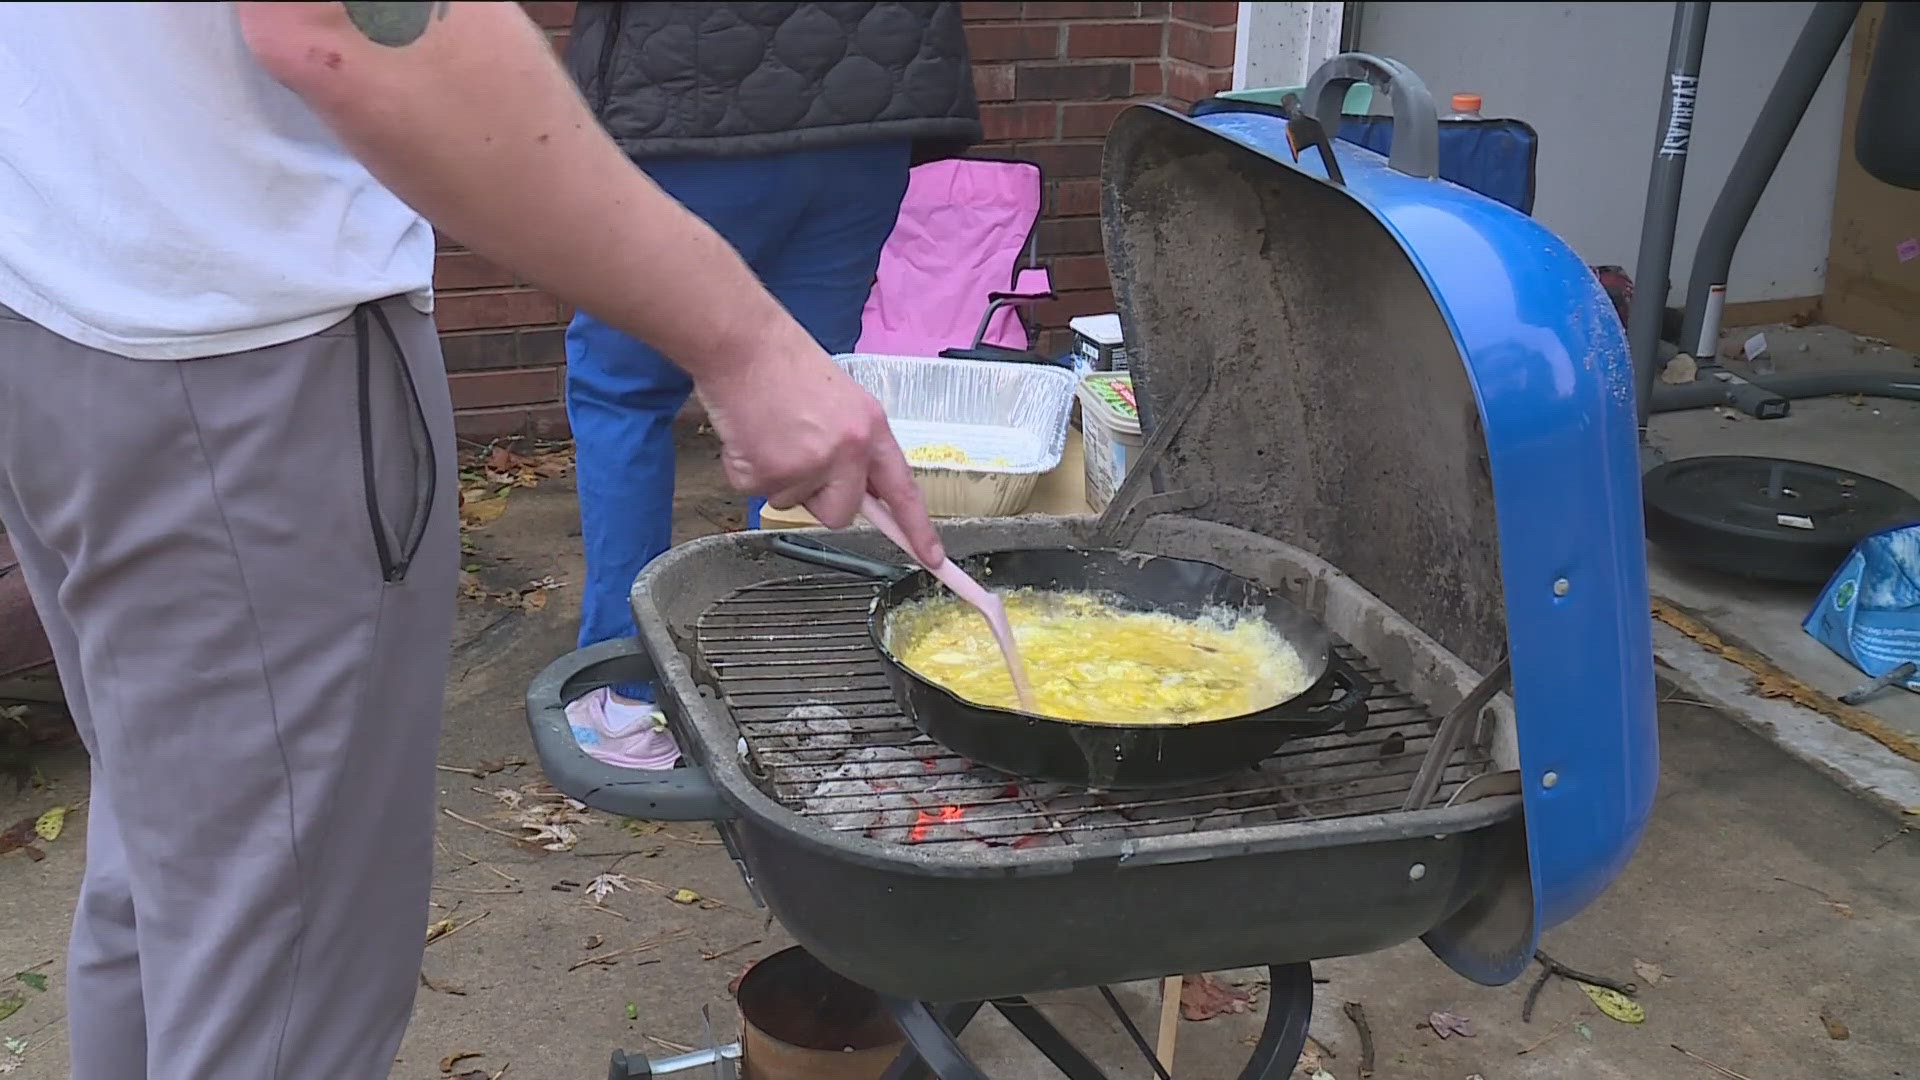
top-left (887, 590), bottom-right (1310, 724)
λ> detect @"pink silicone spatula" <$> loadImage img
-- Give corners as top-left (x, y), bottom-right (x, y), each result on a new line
top-left (858, 495), bottom-right (1036, 712)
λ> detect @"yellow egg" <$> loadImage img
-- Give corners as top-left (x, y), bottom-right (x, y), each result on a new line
top-left (888, 589), bottom-right (1310, 724)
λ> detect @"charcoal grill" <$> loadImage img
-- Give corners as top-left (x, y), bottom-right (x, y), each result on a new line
top-left (529, 53), bottom-right (1657, 1080)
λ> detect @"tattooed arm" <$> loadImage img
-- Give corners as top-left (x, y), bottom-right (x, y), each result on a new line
top-left (236, 2), bottom-right (939, 560)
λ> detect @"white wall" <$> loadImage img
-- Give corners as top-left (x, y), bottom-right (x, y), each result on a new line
top-left (1234, 2), bottom-right (1344, 90)
top-left (1348, 1), bottom-right (1850, 304)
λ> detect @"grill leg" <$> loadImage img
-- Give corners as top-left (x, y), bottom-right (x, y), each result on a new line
top-left (881, 965), bottom-right (1312, 1080)
top-left (1235, 964), bottom-right (1315, 1080)
top-left (882, 1000), bottom-right (990, 1080)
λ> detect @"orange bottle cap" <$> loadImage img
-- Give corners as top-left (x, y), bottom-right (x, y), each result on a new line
top-left (1451, 93), bottom-right (1483, 113)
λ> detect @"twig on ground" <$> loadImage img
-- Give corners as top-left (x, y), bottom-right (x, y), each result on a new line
top-left (584, 903), bottom-right (631, 921)
top-left (1533, 950), bottom-right (1638, 997)
top-left (1342, 1002), bottom-right (1375, 1079)
top-left (700, 939), bottom-right (762, 962)
top-left (432, 884), bottom-right (522, 895)
top-left (426, 911), bottom-right (490, 947)
top-left (646, 1035), bottom-right (694, 1054)
top-left (441, 808), bottom-right (529, 846)
top-left (567, 931), bottom-right (690, 972)
top-left (1517, 1017), bottom-right (1571, 1055)
top-left (1521, 965), bottom-right (1554, 1023)
top-left (662, 831), bottom-right (723, 846)
top-left (419, 972), bottom-right (467, 996)
top-left (1671, 1044), bottom-right (1756, 1080)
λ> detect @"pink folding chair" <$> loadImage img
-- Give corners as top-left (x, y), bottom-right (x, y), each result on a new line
top-left (857, 158), bottom-right (1058, 363)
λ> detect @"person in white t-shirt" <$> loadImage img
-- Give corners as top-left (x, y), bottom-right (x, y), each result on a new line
top-left (0, 3), bottom-right (942, 1077)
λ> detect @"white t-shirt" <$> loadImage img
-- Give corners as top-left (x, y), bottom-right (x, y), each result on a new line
top-left (0, 2), bottom-right (434, 360)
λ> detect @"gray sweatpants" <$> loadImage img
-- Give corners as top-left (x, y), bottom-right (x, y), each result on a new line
top-left (0, 299), bottom-right (458, 1078)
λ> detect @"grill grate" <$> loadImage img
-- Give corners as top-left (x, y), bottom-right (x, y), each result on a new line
top-left (695, 576), bottom-right (1493, 850)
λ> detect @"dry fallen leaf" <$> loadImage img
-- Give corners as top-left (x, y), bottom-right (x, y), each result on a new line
top-left (1820, 1009), bottom-right (1850, 1041)
top-left (584, 934), bottom-right (604, 951)
top-left (440, 1050), bottom-right (483, 1074)
top-left (523, 823), bottom-right (578, 852)
top-left (0, 814), bottom-right (44, 861)
top-left (33, 806), bottom-right (66, 842)
top-left (585, 873), bottom-right (633, 901)
top-left (425, 918), bottom-right (457, 944)
top-left (1632, 959), bottom-right (1666, 986)
top-left (1427, 1010), bottom-right (1475, 1039)
top-left (669, 888), bottom-right (702, 905)
top-left (1179, 973), bottom-right (1252, 1021)
top-left (1579, 982), bottom-right (1646, 1024)
top-left (0, 994), bottom-right (21, 1024)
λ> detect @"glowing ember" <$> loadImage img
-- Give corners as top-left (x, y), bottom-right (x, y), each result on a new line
top-left (909, 805), bottom-right (967, 843)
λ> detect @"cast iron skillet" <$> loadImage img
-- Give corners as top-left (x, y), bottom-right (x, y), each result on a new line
top-left (768, 535), bottom-right (1371, 788)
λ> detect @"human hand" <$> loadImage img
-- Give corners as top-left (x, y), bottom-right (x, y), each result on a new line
top-left (696, 348), bottom-right (944, 567)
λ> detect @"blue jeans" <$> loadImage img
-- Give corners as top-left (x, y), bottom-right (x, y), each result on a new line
top-left (567, 141), bottom-right (912, 694)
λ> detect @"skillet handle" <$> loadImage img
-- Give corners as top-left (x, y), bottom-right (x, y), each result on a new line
top-left (1301, 651), bottom-right (1374, 733)
top-left (766, 534), bottom-right (909, 580)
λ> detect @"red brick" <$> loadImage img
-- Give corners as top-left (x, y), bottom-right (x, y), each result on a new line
top-left (963, 0), bottom-right (1025, 20)
top-left (1171, 1), bottom-right (1237, 27)
top-left (1037, 289), bottom-right (1119, 326)
top-left (973, 64), bottom-right (1016, 102)
top-left (1048, 253), bottom-right (1112, 292)
top-left (1133, 60), bottom-right (1165, 96)
top-left (440, 327), bottom-right (565, 372)
top-left (1060, 100), bottom-right (1133, 138)
top-left (1168, 21), bottom-right (1236, 67)
top-left (1052, 177), bottom-right (1102, 216)
top-left (434, 250), bottom-right (516, 291)
top-left (981, 103), bottom-right (1059, 142)
top-left (966, 23), bottom-right (1061, 60)
top-left (1027, 2), bottom-right (1140, 17)
top-left (1016, 62), bottom-right (1133, 100)
top-left (1019, 139), bottom-right (1106, 179)
top-left (519, 1), bottom-right (576, 30)
top-left (448, 366), bottom-right (562, 411)
top-left (454, 403), bottom-right (571, 441)
top-left (435, 289), bottom-right (560, 332)
top-left (1066, 21), bottom-right (1164, 57)
top-left (1037, 216), bottom-right (1105, 257)
top-left (1165, 60), bottom-right (1232, 105)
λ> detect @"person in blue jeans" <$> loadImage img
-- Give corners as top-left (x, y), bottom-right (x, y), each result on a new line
top-left (562, 2), bottom-right (980, 763)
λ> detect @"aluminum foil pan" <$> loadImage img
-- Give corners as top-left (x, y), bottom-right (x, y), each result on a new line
top-left (836, 354), bottom-right (1078, 516)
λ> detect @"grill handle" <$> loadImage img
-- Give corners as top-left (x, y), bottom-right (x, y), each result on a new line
top-left (524, 637), bottom-right (734, 822)
top-left (767, 534), bottom-right (912, 580)
top-left (1300, 51), bottom-right (1440, 180)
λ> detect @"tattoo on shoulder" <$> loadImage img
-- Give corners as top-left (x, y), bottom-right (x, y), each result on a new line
top-left (341, 1), bottom-right (451, 48)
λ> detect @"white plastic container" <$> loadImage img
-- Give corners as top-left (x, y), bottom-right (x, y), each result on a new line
top-left (1077, 372), bottom-right (1143, 512)
top-left (836, 354), bottom-right (1078, 517)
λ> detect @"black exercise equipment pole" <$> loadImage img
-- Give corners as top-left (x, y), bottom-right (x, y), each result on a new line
top-left (1630, 1), bottom-right (1711, 432)
top-left (1677, 1), bottom-right (1861, 362)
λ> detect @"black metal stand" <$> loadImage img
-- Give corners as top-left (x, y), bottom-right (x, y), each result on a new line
top-left (879, 964), bottom-right (1315, 1080)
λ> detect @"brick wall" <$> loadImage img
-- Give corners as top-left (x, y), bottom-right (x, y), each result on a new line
top-left (438, 1), bottom-right (1239, 436)
top-left (965, 1), bottom-right (1239, 352)
top-left (436, 1), bottom-right (576, 440)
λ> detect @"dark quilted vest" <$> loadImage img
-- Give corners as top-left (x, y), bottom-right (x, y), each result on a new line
top-left (567, 2), bottom-right (982, 160)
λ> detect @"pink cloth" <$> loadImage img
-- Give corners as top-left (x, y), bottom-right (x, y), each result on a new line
top-left (857, 158), bottom-right (1045, 357)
